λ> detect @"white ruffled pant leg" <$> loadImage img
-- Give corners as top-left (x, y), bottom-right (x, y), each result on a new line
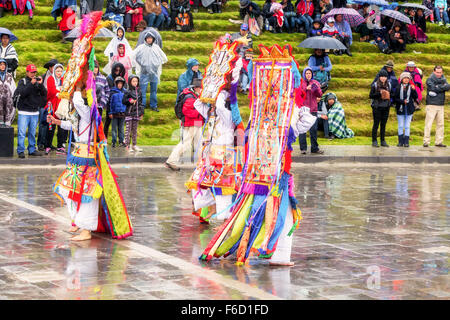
top-left (214, 195), bottom-right (233, 221)
top-left (192, 188), bottom-right (215, 211)
top-left (270, 204), bottom-right (294, 264)
top-left (65, 198), bottom-right (99, 231)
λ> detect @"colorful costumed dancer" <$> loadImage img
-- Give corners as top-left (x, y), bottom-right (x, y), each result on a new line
top-left (200, 44), bottom-right (315, 266)
top-left (185, 35), bottom-right (247, 223)
top-left (49, 12), bottom-right (133, 241)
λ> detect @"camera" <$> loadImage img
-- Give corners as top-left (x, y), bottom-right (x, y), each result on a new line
top-left (36, 76), bottom-right (42, 81)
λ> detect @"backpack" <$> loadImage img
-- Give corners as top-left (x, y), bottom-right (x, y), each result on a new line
top-left (174, 90), bottom-right (195, 121)
top-left (175, 12), bottom-right (191, 32)
top-left (12, 78), bottom-right (27, 109)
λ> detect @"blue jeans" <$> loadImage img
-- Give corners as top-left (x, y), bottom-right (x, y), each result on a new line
top-left (111, 117), bottom-right (125, 145)
top-left (299, 112), bottom-right (319, 152)
top-left (240, 73), bottom-right (250, 91)
top-left (296, 14), bottom-right (313, 32)
top-left (12, 0), bottom-right (32, 10)
top-left (17, 113), bottom-right (39, 154)
top-left (318, 117), bottom-right (329, 137)
top-left (434, 7), bottom-right (450, 24)
top-left (37, 108), bottom-right (47, 147)
top-left (140, 73), bottom-right (158, 109)
top-left (145, 13), bottom-right (165, 29)
top-left (283, 16), bottom-right (296, 31)
top-left (397, 114), bottom-right (413, 136)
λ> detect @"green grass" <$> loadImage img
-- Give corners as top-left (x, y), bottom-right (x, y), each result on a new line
top-left (2, 1), bottom-right (450, 146)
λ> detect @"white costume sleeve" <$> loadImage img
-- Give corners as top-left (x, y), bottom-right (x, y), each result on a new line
top-left (72, 91), bottom-right (91, 123)
top-left (194, 99), bottom-right (210, 119)
top-left (215, 91), bottom-right (233, 129)
top-left (60, 120), bottom-right (72, 131)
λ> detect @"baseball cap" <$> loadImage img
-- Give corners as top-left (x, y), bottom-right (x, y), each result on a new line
top-left (26, 64), bottom-right (37, 72)
top-left (241, 23), bottom-right (249, 31)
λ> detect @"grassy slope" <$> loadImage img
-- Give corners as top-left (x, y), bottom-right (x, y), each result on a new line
top-left (1, 0), bottom-right (449, 146)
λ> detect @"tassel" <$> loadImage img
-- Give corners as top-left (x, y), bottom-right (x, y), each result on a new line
top-left (236, 225), bottom-right (251, 265)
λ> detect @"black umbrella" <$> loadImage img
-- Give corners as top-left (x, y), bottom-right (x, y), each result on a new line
top-left (298, 36), bottom-right (347, 50)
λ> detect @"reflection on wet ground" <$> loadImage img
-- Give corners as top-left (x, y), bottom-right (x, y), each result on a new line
top-left (0, 165), bottom-right (449, 300)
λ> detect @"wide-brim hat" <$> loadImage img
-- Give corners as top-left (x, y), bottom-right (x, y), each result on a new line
top-left (239, 0), bottom-right (250, 8)
top-left (385, 60), bottom-right (394, 68)
top-left (44, 59), bottom-right (59, 69)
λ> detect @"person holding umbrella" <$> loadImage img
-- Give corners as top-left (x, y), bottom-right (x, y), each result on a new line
top-left (334, 14), bottom-right (353, 56)
top-left (0, 29), bottom-right (18, 78)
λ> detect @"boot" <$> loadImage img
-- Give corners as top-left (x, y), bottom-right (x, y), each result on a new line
top-left (397, 134), bottom-right (404, 147)
top-left (403, 136), bottom-right (410, 147)
top-left (28, 8), bottom-right (33, 20)
top-left (372, 140), bottom-right (379, 147)
top-left (0, 7), bottom-right (4, 18)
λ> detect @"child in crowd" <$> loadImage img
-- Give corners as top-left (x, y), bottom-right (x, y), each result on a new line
top-left (104, 26), bottom-right (133, 68)
top-left (389, 22), bottom-right (406, 53)
top-left (109, 77), bottom-right (127, 148)
top-left (308, 18), bottom-right (323, 37)
top-left (322, 17), bottom-right (339, 38)
top-left (109, 43), bottom-right (133, 82)
top-left (123, 75), bottom-right (145, 152)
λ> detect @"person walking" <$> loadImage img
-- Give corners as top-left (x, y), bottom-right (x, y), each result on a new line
top-left (369, 69), bottom-right (392, 147)
top-left (14, 64), bottom-right (47, 158)
top-left (423, 66), bottom-right (450, 147)
top-left (394, 72), bottom-right (418, 147)
top-left (0, 59), bottom-right (15, 127)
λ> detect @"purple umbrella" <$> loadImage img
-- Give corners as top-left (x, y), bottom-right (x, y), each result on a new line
top-left (380, 9), bottom-right (412, 24)
top-left (321, 8), bottom-right (365, 28)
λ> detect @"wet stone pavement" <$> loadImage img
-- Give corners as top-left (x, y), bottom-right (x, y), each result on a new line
top-left (0, 165), bottom-right (449, 300)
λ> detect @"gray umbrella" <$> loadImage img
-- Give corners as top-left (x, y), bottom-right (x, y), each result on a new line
top-left (64, 26), bottom-right (116, 41)
top-left (398, 3), bottom-right (433, 17)
top-left (0, 27), bottom-right (18, 42)
top-left (135, 27), bottom-right (163, 49)
top-left (380, 9), bottom-right (412, 24)
top-left (298, 36), bottom-right (347, 50)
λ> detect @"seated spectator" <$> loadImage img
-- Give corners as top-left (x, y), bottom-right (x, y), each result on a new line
top-left (389, 22), bottom-right (407, 53)
top-left (325, 92), bottom-right (354, 139)
top-left (434, 0), bottom-right (449, 26)
top-left (135, 19), bottom-right (148, 32)
top-left (422, 0), bottom-right (434, 22)
top-left (262, 0), bottom-right (278, 33)
top-left (171, 0), bottom-right (194, 32)
top-left (125, 0), bottom-right (144, 32)
top-left (105, 0), bottom-right (127, 26)
top-left (239, 0), bottom-right (264, 35)
top-left (109, 77), bottom-right (127, 148)
top-left (317, 92), bottom-right (331, 138)
top-left (0, 32), bottom-right (18, 78)
top-left (322, 16), bottom-right (339, 38)
top-left (143, 0), bottom-right (164, 29)
top-left (51, 0), bottom-right (77, 42)
top-left (333, 0), bottom-right (346, 8)
top-left (295, 0), bottom-right (315, 34)
top-left (230, 23), bottom-right (253, 56)
top-left (104, 26), bottom-right (133, 68)
top-left (308, 17), bottom-right (323, 37)
top-left (0, 0), bottom-right (13, 18)
top-left (308, 49), bottom-right (332, 92)
top-left (318, 0), bottom-right (332, 18)
top-left (281, 0), bottom-right (296, 33)
top-left (11, 0), bottom-right (34, 19)
top-left (80, 0), bottom-right (104, 15)
top-left (370, 16), bottom-right (393, 54)
top-left (239, 48), bottom-right (253, 93)
top-left (356, 3), bottom-right (372, 42)
top-left (160, 0), bottom-right (171, 30)
top-left (0, 59), bottom-right (16, 127)
top-left (403, 61), bottom-right (423, 105)
top-left (394, 72), bottom-right (418, 147)
top-left (207, 0), bottom-right (223, 14)
top-left (269, 0), bottom-right (285, 33)
top-left (334, 14), bottom-right (353, 56)
top-left (177, 57), bottom-right (203, 98)
top-left (416, 8), bottom-right (428, 36)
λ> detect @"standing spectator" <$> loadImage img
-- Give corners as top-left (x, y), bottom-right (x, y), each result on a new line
top-left (42, 59), bottom-right (59, 89)
top-left (104, 26), bottom-right (133, 68)
top-left (230, 23), bottom-right (253, 57)
top-left (134, 31), bottom-right (168, 112)
top-left (177, 58), bottom-right (203, 98)
top-left (125, 0), bottom-right (144, 32)
top-left (14, 64), bottom-right (46, 158)
top-left (403, 61), bottom-right (423, 105)
top-left (434, 0), bottom-right (449, 26)
top-left (423, 66), bottom-right (450, 147)
top-left (296, 0), bottom-right (315, 34)
top-left (0, 33), bottom-right (18, 78)
top-left (307, 48), bottom-right (332, 92)
top-left (296, 67), bottom-right (323, 154)
top-left (105, 62), bottom-right (126, 137)
top-left (44, 64), bottom-right (67, 155)
top-left (109, 76), bottom-right (127, 148)
top-left (373, 60), bottom-right (398, 96)
top-left (335, 14), bottom-right (353, 56)
top-left (239, 0), bottom-right (264, 34)
top-left (11, 0), bottom-right (35, 19)
top-left (143, 0), bottom-right (164, 29)
top-left (94, 60), bottom-right (110, 117)
top-left (122, 75), bottom-right (145, 152)
top-left (165, 78), bottom-right (204, 170)
top-left (369, 69), bottom-right (391, 148)
top-left (104, 0), bottom-right (127, 26)
top-left (394, 72), bottom-right (418, 148)
top-left (281, 0), bottom-right (296, 33)
top-left (0, 59), bottom-right (15, 127)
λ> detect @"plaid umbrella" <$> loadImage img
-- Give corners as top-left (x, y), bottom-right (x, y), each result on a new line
top-left (321, 8), bottom-right (365, 27)
top-left (380, 9), bottom-right (412, 24)
top-left (353, 0), bottom-right (389, 7)
top-left (398, 3), bottom-right (432, 17)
